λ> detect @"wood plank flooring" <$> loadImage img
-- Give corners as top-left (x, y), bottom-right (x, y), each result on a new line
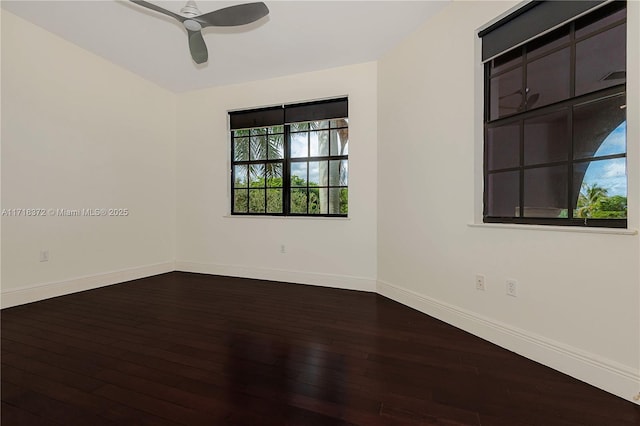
top-left (2, 272), bottom-right (638, 425)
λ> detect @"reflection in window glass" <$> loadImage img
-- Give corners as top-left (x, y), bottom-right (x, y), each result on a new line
top-left (574, 96), bottom-right (626, 159)
top-left (576, 24), bottom-right (626, 96)
top-left (526, 48), bottom-right (570, 109)
top-left (489, 67), bottom-right (523, 120)
top-left (524, 110), bottom-right (568, 166)
top-left (486, 124), bottom-right (520, 171)
top-left (523, 166), bottom-right (567, 217)
top-left (490, 47), bottom-right (522, 75)
top-left (486, 171), bottom-right (520, 217)
top-left (482, 2), bottom-right (626, 227)
top-left (527, 26), bottom-right (570, 59)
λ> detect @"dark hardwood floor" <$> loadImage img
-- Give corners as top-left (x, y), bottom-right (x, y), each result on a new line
top-left (2, 272), bottom-right (638, 425)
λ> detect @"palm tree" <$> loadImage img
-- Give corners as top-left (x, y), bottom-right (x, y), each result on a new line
top-left (233, 127), bottom-right (284, 212)
top-left (317, 119), bottom-right (348, 214)
top-left (576, 183), bottom-right (608, 218)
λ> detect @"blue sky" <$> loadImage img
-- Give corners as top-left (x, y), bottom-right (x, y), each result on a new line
top-left (581, 121), bottom-right (626, 196)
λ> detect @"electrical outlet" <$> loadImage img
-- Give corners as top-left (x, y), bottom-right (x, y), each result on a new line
top-left (39, 250), bottom-right (49, 262)
top-left (506, 279), bottom-right (517, 297)
top-left (475, 274), bottom-right (486, 291)
top-left (280, 244), bottom-right (286, 254)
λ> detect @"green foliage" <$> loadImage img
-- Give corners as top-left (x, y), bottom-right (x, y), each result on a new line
top-left (232, 122), bottom-right (348, 215)
top-left (576, 183), bottom-right (626, 219)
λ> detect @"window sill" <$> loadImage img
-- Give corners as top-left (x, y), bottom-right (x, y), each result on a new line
top-left (224, 215), bottom-right (350, 221)
top-left (467, 222), bottom-right (638, 235)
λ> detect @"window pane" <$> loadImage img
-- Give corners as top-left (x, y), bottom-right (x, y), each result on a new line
top-left (330, 118), bottom-right (348, 128)
top-left (233, 189), bottom-right (248, 213)
top-left (311, 120), bottom-right (329, 130)
top-left (266, 189), bottom-right (283, 214)
top-left (576, 3), bottom-right (626, 39)
top-left (489, 67), bottom-right (523, 120)
top-left (575, 24), bottom-right (626, 96)
top-left (573, 158), bottom-right (626, 219)
top-left (328, 188), bottom-right (348, 215)
top-left (233, 137), bottom-right (249, 161)
top-left (250, 136), bottom-right (267, 160)
top-left (233, 165), bottom-right (248, 188)
top-left (574, 95), bottom-right (626, 159)
top-left (249, 164), bottom-right (265, 187)
top-left (490, 47), bottom-right (522, 75)
top-left (524, 110), bottom-right (568, 166)
top-left (290, 188), bottom-right (308, 213)
top-left (329, 160), bottom-right (348, 186)
top-left (269, 125), bottom-right (284, 134)
top-left (249, 189), bottom-right (265, 213)
top-left (486, 124), bottom-right (520, 170)
top-left (234, 129), bottom-right (249, 137)
top-left (315, 188), bottom-right (329, 214)
top-left (266, 163), bottom-right (283, 187)
top-left (527, 26), bottom-right (570, 59)
top-left (526, 48), bottom-right (570, 110)
top-left (523, 166), bottom-right (567, 217)
top-left (290, 162), bottom-right (307, 187)
top-left (308, 161), bottom-right (327, 186)
top-left (250, 128), bottom-right (266, 136)
top-left (310, 131), bottom-right (329, 157)
top-left (486, 171), bottom-right (519, 217)
top-left (290, 132), bottom-right (308, 158)
top-left (268, 134), bottom-right (284, 159)
top-left (330, 129), bottom-right (349, 156)
top-left (309, 188), bottom-right (321, 214)
top-left (291, 122), bottom-right (309, 132)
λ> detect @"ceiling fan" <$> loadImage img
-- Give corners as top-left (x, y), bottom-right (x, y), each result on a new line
top-left (130, 1), bottom-right (269, 64)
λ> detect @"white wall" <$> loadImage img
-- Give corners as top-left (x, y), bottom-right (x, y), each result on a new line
top-left (2, 0), bottom-right (638, 404)
top-left (377, 1), bottom-right (640, 402)
top-left (175, 63), bottom-right (378, 290)
top-left (1, 12), bottom-right (176, 307)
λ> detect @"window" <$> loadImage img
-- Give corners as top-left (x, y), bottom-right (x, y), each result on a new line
top-left (480, 1), bottom-right (627, 228)
top-left (230, 98), bottom-right (348, 216)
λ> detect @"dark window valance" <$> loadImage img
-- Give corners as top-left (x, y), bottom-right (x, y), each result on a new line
top-left (479, 1), bottom-right (604, 61)
top-left (229, 97), bottom-right (348, 130)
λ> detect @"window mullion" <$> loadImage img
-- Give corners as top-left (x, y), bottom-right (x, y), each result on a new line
top-left (283, 124), bottom-right (291, 215)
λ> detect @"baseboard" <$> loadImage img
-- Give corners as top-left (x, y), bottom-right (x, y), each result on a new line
top-left (376, 279), bottom-right (640, 405)
top-left (175, 261), bottom-right (377, 292)
top-left (1, 261), bottom-right (175, 309)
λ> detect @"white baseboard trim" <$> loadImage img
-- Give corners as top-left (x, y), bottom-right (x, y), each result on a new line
top-left (377, 279), bottom-right (640, 405)
top-left (1, 261), bottom-right (175, 309)
top-left (175, 261), bottom-right (377, 292)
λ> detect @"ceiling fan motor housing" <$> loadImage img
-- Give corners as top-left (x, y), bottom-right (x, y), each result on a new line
top-left (180, 0), bottom-right (200, 17)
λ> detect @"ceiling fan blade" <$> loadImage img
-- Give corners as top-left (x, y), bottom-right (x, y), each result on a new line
top-left (526, 93), bottom-right (540, 109)
top-left (196, 2), bottom-right (269, 27)
top-left (130, 0), bottom-right (184, 22)
top-left (187, 30), bottom-right (208, 64)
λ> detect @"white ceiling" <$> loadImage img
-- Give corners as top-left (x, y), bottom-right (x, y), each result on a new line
top-left (2, 0), bottom-right (448, 92)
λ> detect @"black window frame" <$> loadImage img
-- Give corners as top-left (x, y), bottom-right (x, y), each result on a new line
top-left (481, 1), bottom-right (627, 228)
top-left (229, 98), bottom-right (349, 217)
